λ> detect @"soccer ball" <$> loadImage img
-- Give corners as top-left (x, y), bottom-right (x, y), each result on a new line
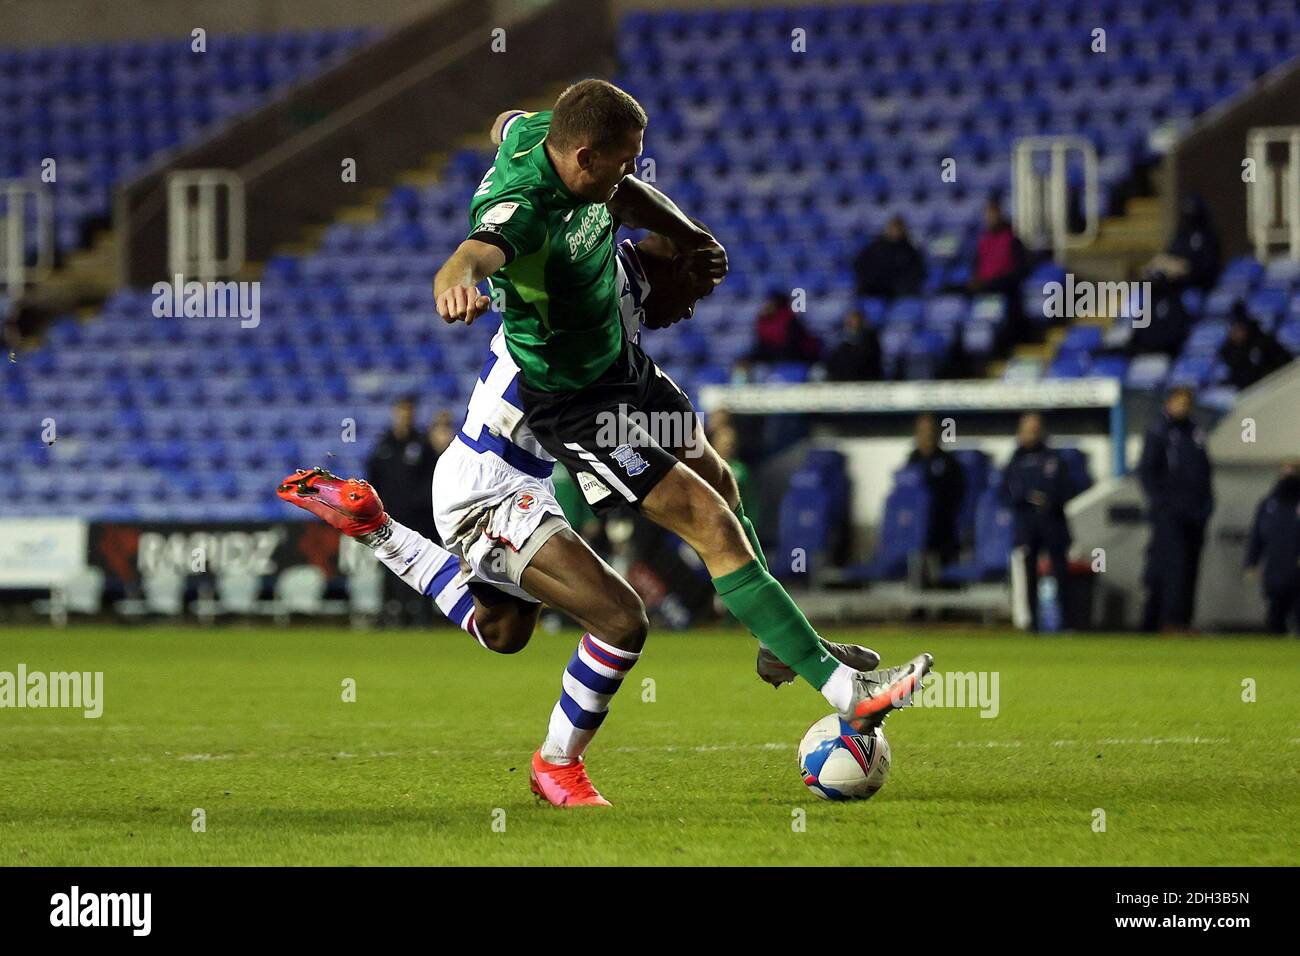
top-left (798, 714), bottom-right (891, 801)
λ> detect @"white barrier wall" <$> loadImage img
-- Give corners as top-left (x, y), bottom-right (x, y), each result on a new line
top-left (0, 518), bottom-right (88, 588)
top-left (827, 432), bottom-right (1126, 528)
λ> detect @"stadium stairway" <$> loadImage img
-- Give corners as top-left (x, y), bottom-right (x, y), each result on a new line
top-left (14, 230), bottom-right (118, 340)
top-left (8, 0), bottom-right (1300, 524)
top-left (4, 26), bottom-right (383, 341)
top-left (1062, 195), bottom-right (1167, 282)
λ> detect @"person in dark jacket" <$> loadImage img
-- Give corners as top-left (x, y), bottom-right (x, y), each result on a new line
top-left (998, 413), bottom-right (1075, 630)
top-left (824, 308), bottom-right (883, 382)
top-left (853, 215), bottom-right (926, 300)
top-left (1244, 461), bottom-right (1300, 634)
top-left (1137, 386), bottom-right (1215, 632)
top-left (1219, 304), bottom-right (1292, 391)
top-left (1134, 194), bottom-right (1222, 357)
top-left (907, 413), bottom-right (965, 567)
top-left (367, 396), bottom-right (439, 537)
top-left (1144, 193), bottom-right (1221, 293)
top-left (366, 396), bottom-right (440, 625)
top-left (748, 289), bottom-right (821, 364)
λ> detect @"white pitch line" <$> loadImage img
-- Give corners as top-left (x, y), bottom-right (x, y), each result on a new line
top-left (17, 737), bottom-right (1290, 768)
top-left (1052, 736), bottom-right (1231, 747)
top-left (144, 737), bottom-right (1275, 765)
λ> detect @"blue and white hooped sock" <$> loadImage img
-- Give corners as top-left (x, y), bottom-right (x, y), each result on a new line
top-left (541, 633), bottom-right (640, 764)
top-left (370, 519), bottom-right (486, 648)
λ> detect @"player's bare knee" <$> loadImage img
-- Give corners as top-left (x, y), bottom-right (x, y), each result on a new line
top-left (481, 624), bottom-right (531, 654)
top-left (688, 489), bottom-right (748, 559)
top-left (473, 602), bottom-right (535, 654)
top-left (700, 455), bottom-right (739, 509)
top-left (715, 459), bottom-right (740, 509)
top-left (600, 588), bottom-right (649, 651)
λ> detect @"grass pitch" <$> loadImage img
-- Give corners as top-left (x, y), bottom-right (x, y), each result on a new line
top-left (1, 624), bottom-right (1297, 866)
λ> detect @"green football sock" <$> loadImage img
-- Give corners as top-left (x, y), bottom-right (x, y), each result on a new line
top-left (734, 501), bottom-right (768, 571)
top-left (713, 559), bottom-right (837, 689)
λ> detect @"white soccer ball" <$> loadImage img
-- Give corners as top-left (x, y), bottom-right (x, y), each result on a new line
top-left (797, 714), bottom-right (891, 801)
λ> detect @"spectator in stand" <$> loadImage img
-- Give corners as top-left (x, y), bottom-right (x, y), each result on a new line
top-left (1144, 193), bottom-right (1221, 293)
top-left (367, 396), bottom-right (440, 624)
top-left (709, 423), bottom-right (754, 525)
top-left (967, 198), bottom-right (1027, 295)
top-left (998, 413), bottom-right (1075, 631)
top-left (853, 215), bottom-right (925, 300)
top-left (705, 406), bottom-right (733, 435)
top-left (907, 413), bottom-right (965, 569)
top-left (367, 396), bottom-right (439, 534)
top-left (824, 308), bottom-right (883, 381)
top-left (1137, 386), bottom-right (1215, 633)
top-left (1134, 194), bottom-right (1221, 357)
top-left (748, 288), bottom-right (821, 364)
top-left (1244, 460), bottom-right (1300, 634)
top-left (966, 198), bottom-right (1028, 340)
top-left (1219, 303), bottom-right (1292, 390)
top-left (428, 409), bottom-right (457, 454)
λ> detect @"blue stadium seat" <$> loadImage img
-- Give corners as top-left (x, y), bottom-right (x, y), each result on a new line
top-left (14, 3), bottom-right (1299, 521)
top-left (857, 484), bottom-right (930, 581)
top-left (941, 486), bottom-right (1014, 583)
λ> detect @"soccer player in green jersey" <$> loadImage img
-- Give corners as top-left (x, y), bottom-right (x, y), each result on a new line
top-left (434, 79), bottom-right (932, 806)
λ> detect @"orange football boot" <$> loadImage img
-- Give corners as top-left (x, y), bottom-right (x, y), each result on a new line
top-left (529, 750), bottom-right (612, 808)
top-left (276, 467), bottom-right (388, 538)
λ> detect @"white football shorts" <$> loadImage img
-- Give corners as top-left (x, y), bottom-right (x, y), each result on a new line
top-left (431, 437), bottom-right (569, 602)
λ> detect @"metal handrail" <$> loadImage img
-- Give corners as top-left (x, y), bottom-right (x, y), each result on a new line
top-left (0, 179), bottom-right (54, 292)
top-left (1011, 135), bottom-right (1099, 254)
top-left (166, 170), bottom-right (245, 281)
top-left (1246, 126), bottom-right (1300, 261)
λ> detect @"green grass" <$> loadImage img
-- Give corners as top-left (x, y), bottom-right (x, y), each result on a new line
top-left (0, 624), bottom-right (1297, 866)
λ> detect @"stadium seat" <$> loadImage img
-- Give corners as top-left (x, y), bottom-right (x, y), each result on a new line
top-left (12, 1), bottom-right (1299, 524)
top-left (854, 482), bottom-right (931, 582)
top-left (940, 486), bottom-right (1014, 583)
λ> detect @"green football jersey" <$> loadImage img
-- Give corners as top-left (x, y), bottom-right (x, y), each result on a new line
top-left (467, 110), bottom-right (623, 392)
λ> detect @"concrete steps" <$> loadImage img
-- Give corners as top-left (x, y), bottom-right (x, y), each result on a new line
top-left (265, 87), bottom-right (564, 262)
top-left (1063, 195), bottom-right (1166, 281)
top-left (15, 228), bottom-right (117, 320)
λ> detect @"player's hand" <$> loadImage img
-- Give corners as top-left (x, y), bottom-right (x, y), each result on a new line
top-left (684, 237), bottom-right (728, 286)
top-left (437, 285), bottom-right (491, 325)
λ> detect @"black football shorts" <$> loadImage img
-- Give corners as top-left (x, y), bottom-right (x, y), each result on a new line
top-left (518, 335), bottom-right (699, 513)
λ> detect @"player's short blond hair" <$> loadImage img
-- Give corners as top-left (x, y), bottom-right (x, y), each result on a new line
top-left (549, 79), bottom-right (647, 152)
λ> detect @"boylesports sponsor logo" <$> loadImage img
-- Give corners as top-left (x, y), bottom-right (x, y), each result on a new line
top-left (566, 203), bottom-right (611, 258)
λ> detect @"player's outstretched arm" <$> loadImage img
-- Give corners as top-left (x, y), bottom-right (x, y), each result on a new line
top-left (607, 177), bottom-right (728, 284)
top-left (434, 239), bottom-right (506, 325)
top-left (489, 109), bottom-right (527, 146)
